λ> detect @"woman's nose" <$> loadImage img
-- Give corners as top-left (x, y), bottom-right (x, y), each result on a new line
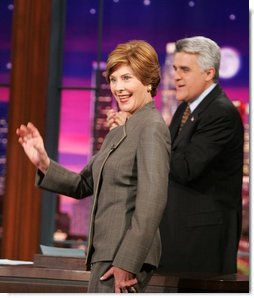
top-left (115, 82), bottom-right (125, 91)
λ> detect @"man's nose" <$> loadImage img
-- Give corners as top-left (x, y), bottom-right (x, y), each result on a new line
top-left (173, 70), bottom-right (181, 81)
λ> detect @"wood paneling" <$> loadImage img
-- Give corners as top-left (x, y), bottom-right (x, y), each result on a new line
top-left (2, 0), bottom-right (52, 260)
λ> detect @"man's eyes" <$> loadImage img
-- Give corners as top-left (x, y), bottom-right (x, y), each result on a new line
top-left (173, 66), bottom-right (190, 72)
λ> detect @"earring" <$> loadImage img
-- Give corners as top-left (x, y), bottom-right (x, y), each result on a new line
top-left (147, 85), bottom-right (152, 93)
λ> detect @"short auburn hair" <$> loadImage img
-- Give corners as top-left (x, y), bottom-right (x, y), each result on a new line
top-left (105, 40), bottom-right (161, 97)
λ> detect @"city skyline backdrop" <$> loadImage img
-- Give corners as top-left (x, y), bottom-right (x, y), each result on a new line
top-left (0, 1), bottom-right (250, 265)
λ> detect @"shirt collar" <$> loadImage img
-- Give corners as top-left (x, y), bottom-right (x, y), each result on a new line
top-left (189, 83), bottom-right (217, 113)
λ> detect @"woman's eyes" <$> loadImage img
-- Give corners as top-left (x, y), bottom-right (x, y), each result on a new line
top-left (122, 75), bottom-right (131, 81)
top-left (110, 75), bottom-right (132, 83)
top-left (110, 77), bottom-right (116, 83)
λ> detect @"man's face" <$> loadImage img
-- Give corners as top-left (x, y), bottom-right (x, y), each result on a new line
top-left (173, 52), bottom-right (214, 102)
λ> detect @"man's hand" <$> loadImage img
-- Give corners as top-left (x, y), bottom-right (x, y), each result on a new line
top-left (100, 266), bottom-right (138, 293)
top-left (106, 109), bottom-right (130, 130)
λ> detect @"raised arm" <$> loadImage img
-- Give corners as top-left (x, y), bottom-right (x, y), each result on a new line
top-left (16, 122), bottom-right (50, 174)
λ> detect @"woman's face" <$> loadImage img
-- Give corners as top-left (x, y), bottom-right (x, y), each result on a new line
top-left (109, 64), bottom-right (152, 114)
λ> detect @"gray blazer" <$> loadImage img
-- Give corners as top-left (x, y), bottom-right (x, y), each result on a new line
top-left (36, 101), bottom-right (171, 274)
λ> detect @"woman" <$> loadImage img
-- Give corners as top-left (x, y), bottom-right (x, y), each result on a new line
top-left (16, 40), bottom-right (171, 293)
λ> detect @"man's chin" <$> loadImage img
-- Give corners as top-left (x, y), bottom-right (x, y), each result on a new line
top-left (176, 96), bottom-right (184, 102)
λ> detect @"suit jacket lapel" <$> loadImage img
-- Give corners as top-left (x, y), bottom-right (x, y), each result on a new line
top-left (172, 111), bottom-right (198, 148)
top-left (192, 84), bottom-right (223, 114)
top-left (170, 103), bottom-right (186, 143)
top-left (86, 124), bottom-right (126, 268)
top-left (109, 124), bottom-right (127, 150)
top-left (171, 84), bottom-right (223, 148)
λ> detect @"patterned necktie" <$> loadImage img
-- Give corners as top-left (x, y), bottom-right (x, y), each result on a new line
top-left (178, 103), bottom-right (191, 133)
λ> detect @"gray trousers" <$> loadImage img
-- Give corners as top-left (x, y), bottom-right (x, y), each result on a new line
top-left (87, 261), bottom-right (154, 293)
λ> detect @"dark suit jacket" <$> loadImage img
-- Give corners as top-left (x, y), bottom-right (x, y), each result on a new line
top-left (159, 84), bottom-right (244, 274)
top-left (36, 101), bottom-right (171, 274)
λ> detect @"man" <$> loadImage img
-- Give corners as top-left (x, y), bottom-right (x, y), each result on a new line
top-left (107, 36), bottom-right (244, 274)
top-left (159, 36), bottom-right (244, 274)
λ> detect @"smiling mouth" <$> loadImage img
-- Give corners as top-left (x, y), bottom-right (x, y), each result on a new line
top-left (118, 94), bottom-right (131, 102)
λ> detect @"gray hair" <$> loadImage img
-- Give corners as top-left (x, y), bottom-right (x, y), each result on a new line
top-left (175, 36), bottom-right (221, 82)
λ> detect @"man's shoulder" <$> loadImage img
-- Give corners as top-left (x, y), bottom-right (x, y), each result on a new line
top-left (210, 93), bottom-right (240, 115)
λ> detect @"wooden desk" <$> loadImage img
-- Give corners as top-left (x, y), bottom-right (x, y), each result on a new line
top-left (0, 257), bottom-right (249, 293)
top-left (0, 265), bottom-right (90, 293)
top-left (147, 271), bottom-right (249, 293)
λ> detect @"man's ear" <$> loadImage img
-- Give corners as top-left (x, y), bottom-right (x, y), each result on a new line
top-left (205, 67), bottom-right (216, 81)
